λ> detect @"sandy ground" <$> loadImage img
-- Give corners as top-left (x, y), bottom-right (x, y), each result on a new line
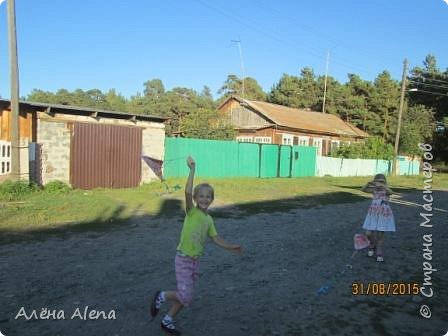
top-left (1, 190), bottom-right (447, 336)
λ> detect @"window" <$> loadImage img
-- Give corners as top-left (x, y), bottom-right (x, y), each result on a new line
top-left (236, 136), bottom-right (253, 143)
top-left (331, 140), bottom-right (340, 151)
top-left (282, 134), bottom-right (293, 145)
top-left (298, 136), bottom-right (309, 146)
top-left (254, 136), bottom-right (272, 144)
top-left (312, 138), bottom-right (323, 156)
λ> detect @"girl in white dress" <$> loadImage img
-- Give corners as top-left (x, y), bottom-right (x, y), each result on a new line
top-left (362, 174), bottom-right (395, 262)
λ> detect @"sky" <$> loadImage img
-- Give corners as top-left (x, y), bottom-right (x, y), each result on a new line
top-left (0, 0), bottom-right (447, 100)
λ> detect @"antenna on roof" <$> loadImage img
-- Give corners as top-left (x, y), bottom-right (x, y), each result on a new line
top-left (231, 38), bottom-right (245, 101)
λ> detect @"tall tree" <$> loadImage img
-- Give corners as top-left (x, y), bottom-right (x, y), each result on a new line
top-left (144, 79), bottom-right (165, 98)
top-left (408, 54), bottom-right (448, 121)
top-left (400, 104), bottom-right (435, 157)
top-left (408, 54), bottom-right (448, 162)
top-left (369, 71), bottom-right (401, 142)
top-left (268, 68), bottom-right (320, 109)
top-left (268, 74), bottom-right (301, 107)
top-left (218, 74), bottom-right (266, 102)
top-left (182, 108), bottom-right (235, 140)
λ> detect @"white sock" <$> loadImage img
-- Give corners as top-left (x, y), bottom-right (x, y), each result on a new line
top-left (155, 291), bottom-right (166, 309)
top-left (162, 314), bottom-right (173, 323)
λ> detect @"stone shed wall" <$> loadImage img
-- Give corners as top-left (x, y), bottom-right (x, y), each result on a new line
top-left (37, 119), bottom-right (71, 185)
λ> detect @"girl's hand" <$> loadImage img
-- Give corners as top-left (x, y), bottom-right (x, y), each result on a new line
top-left (186, 156), bottom-right (195, 170)
top-left (229, 245), bottom-right (243, 255)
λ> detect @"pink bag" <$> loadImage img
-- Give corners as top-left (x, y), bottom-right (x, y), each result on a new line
top-left (354, 234), bottom-right (370, 250)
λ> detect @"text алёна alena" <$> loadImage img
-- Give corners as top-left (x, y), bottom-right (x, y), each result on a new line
top-left (15, 306), bottom-right (116, 320)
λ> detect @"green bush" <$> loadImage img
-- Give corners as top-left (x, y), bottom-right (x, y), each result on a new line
top-left (0, 180), bottom-right (39, 201)
top-left (331, 137), bottom-right (394, 160)
top-left (43, 180), bottom-right (72, 194)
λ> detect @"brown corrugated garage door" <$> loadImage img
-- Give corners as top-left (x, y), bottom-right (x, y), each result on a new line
top-left (70, 122), bottom-right (142, 189)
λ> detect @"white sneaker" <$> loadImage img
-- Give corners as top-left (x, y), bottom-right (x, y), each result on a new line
top-left (367, 249), bottom-right (375, 257)
top-left (376, 256), bottom-right (384, 262)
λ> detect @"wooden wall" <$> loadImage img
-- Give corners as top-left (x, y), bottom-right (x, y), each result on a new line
top-left (0, 108), bottom-right (34, 141)
top-left (219, 99), bottom-right (270, 127)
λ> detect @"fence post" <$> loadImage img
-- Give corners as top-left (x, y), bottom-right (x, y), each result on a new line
top-left (276, 145), bottom-right (281, 178)
top-left (289, 146), bottom-right (293, 178)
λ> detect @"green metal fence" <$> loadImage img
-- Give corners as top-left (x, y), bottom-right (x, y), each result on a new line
top-left (164, 137), bottom-right (317, 178)
top-left (291, 146), bottom-right (317, 177)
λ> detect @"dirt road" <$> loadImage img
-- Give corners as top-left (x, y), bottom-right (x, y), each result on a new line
top-left (1, 190), bottom-right (447, 336)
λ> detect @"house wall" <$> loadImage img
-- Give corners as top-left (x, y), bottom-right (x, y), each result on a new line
top-left (220, 99), bottom-right (270, 127)
top-left (141, 126), bottom-right (165, 182)
top-left (0, 108), bottom-right (34, 141)
top-left (237, 127), bottom-right (360, 155)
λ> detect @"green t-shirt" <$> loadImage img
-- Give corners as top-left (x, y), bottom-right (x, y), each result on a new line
top-left (177, 207), bottom-right (218, 258)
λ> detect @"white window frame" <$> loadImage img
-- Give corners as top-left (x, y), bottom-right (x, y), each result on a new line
top-left (0, 140), bottom-right (11, 175)
top-left (331, 139), bottom-right (340, 151)
top-left (254, 136), bottom-right (272, 144)
top-left (282, 133), bottom-right (293, 145)
top-left (312, 137), bottom-right (323, 156)
top-left (298, 136), bottom-right (309, 146)
top-left (236, 136), bottom-right (253, 143)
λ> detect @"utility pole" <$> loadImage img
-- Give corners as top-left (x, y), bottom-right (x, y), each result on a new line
top-left (231, 39), bottom-right (245, 101)
top-left (392, 58), bottom-right (408, 176)
top-left (7, 0), bottom-right (21, 181)
top-left (322, 50), bottom-right (330, 113)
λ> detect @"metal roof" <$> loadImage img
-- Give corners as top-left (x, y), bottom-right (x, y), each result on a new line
top-left (0, 99), bottom-right (168, 123)
top-left (224, 96), bottom-right (369, 138)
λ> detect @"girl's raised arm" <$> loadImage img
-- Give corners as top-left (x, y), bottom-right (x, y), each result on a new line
top-left (185, 156), bottom-right (196, 213)
top-left (362, 181), bottom-right (375, 193)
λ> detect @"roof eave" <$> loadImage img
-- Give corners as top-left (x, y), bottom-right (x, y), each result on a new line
top-left (0, 99), bottom-right (168, 123)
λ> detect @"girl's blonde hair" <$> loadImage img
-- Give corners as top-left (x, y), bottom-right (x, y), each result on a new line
top-left (193, 183), bottom-right (214, 200)
top-left (373, 174), bottom-right (387, 184)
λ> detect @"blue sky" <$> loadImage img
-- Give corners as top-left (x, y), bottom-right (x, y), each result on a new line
top-left (0, 0), bottom-right (447, 100)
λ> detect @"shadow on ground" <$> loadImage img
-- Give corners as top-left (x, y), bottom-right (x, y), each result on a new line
top-left (334, 185), bottom-right (420, 194)
top-left (0, 190), bottom-right (368, 245)
top-left (5, 188), bottom-right (446, 245)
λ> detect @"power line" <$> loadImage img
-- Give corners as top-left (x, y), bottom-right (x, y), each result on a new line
top-left (414, 75), bottom-right (448, 84)
top-left (408, 80), bottom-right (448, 91)
top-left (253, 0), bottom-right (394, 69)
top-left (409, 89), bottom-right (448, 97)
top-left (192, 0), bottom-right (378, 77)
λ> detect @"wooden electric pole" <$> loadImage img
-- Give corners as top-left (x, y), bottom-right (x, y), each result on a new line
top-left (322, 50), bottom-right (330, 113)
top-left (392, 58), bottom-right (408, 176)
top-left (7, 0), bottom-right (21, 181)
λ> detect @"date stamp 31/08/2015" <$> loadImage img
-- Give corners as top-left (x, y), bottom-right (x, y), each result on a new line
top-left (352, 282), bottom-right (420, 296)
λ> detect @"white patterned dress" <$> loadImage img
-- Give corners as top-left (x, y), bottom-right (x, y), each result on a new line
top-left (362, 188), bottom-right (395, 232)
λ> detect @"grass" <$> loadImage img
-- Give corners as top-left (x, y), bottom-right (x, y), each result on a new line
top-left (0, 173), bottom-right (447, 240)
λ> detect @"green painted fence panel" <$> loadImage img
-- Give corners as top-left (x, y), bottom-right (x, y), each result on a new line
top-left (260, 145), bottom-right (279, 178)
top-left (279, 146), bottom-right (292, 177)
top-left (375, 160), bottom-right (391, 175)
top-left (164, 137), bottom-right (239, 178)
top-left (291, 146), bottom-right (317, 177)
top-left (399, 159), bottom-right (420, 175)
top-left (238, 143), bottom-right (260, 177)
top-left (165, 138), bottom-right (320, 179)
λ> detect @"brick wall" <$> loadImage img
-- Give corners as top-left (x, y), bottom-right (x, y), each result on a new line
top-left (37, 120), bottom-right (71, 185)
top-left (141, 126), bottom-right (165, 182)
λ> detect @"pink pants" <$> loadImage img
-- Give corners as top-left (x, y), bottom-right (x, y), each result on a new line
top-left (175, 254), bottom-right (199, 306)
